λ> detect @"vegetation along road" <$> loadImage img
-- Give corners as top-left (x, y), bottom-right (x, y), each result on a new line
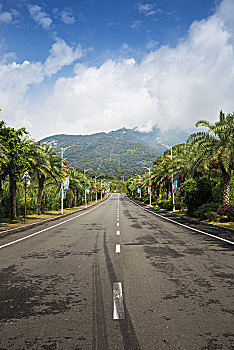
top-left (0, 193), bottom-right (233, 350)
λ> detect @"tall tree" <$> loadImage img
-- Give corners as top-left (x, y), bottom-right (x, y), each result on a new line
top-left (0, 121), bottom-right (30, 219)
top-left (188, 111), bottom-right (234, 204)
top-left (29, 142), bottom-right (63, 215)
top-left (67, 167), bottom-right (83, 207)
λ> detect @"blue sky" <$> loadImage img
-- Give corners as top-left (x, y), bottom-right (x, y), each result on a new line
top-left (0, 0), bottom-right (233, 140)
top-left (1, 0), bottom-right (217, 64)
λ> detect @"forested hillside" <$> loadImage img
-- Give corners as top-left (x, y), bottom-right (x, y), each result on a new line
top-left (41, 131), bottom-right (160, 179)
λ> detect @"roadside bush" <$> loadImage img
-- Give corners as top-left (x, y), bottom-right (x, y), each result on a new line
top-left (211, 181), bottom-right (223, 205)
top-left (178, 176), bottom-right (218, 216)
top-left (175, 201), bottom-right (182, 210)
top-left (157, 199), bottom-right (172, 210)
top-left (204, 211), bottom-right (220, 222)
top-left (217, 204), bottom-right (234, 221)
top-left (194, 202), bottom-right (219, 220)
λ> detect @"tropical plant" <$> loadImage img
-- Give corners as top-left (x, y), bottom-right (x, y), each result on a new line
top-left (178, 175), bottom-right (219, 216)
top-left (67, 167), bottom-right (83, 207)
top-left (151, 154), bottom-right (172, 200)
top-left (29, 141), bottom-right (63, 214)
top-left (0, 121), bottom-right (30, 219)
top-left (188, 111), bottom-right (234, 205)
top-left (217, 204), bottom-right (234, 221)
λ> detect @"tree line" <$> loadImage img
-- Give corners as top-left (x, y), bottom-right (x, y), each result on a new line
top-left (127, 111), bottom-right (234, 222)
top-left (0, 120), bottom-right (121, 221)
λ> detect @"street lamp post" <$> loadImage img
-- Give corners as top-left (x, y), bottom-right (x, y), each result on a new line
top-left (107, 182), bottom-right (111, 194)
top-left (84, 168), bottom-right (92, 208)
top-left (158, 143), bottom-right (175, 211)
top-left (143, 167), bottom-right (151, 205)
top-left (95, 175), bottom-right (100, 203)
top-left (22, 171), bottom-right (31, 223)
top-left (60, 145), bottom-right (76, 214)
top-left (101, 180), bottom-right (104, 200)
top-left (135, 174), bottom-right (141, 199)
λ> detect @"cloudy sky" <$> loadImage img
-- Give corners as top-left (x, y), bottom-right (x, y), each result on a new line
top-left (0, 0), bottom-right (233, 140)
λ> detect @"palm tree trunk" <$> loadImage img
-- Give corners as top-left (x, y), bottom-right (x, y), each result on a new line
top-left (166, 183), bottom-right (170, 200)
top-left (156, 187), bottom-right (160, 200)
top-left (73, 189), bottom-right (77, 206)
top-left (222, 167), bottom-right (231, 205)
top-left (37, 175), bottom-right (45, 215)
top-left (10, 174), bottom-right (17, 220)
top-left (69, 191), bottom-right (73, 208)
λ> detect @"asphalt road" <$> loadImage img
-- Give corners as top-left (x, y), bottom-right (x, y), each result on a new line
top-left (0, 193), bottom-right (233, 350)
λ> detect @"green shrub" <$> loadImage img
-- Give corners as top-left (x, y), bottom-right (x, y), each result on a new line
top-left (204, 211), bottom-right (220, 222)
top-left (211, 181), bottom-right (223, 205)
top-left (175, 201), bottom-right (182, 210)
top-left (194, 202), bottom-right (219, 220)
top-left (178, 176), bottom-right (218, 216)
top-left (157, 199), bottom-right (172, 210)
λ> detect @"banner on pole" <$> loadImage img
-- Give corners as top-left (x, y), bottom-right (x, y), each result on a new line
top-left (63, 176), bottom-right (69, 190)
top-left (148, 186), bottom-right (151, 194)
top-left (173, 180), bottom-right (177, 193)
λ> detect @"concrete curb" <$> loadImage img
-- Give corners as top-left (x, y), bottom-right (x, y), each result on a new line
top-left (0, 197), bottom-right (108, 238)
top-left (128, 196), bottom-right (234, 233)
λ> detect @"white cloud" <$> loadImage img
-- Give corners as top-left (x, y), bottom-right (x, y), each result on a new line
top-left (44, 39), bottom-right (82, 76)
top-left (1, 0), bottom-right (234, 140)
top-left (0, 39), bottom-right (82, 131)
top-left (28, 4), bottom-right (52, 29)
top-left (136, 3), bottom-right (163, 17)
top-left (131, 20), bottom-right (142, 29)
top-left (0, 11), bottom-right (12, 23)
top-left (60, 9), bottom-right (75, 24)
top-left (0, 5), bottom-right (20, 25)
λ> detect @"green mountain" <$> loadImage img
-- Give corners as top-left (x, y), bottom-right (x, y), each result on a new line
top-left (108, 126), bottom-right (189, 152)
top-left (40, 130), bottom-right (160, 179)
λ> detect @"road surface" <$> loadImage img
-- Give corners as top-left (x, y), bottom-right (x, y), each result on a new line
top-left (0, 193), bottom-right (233, 349)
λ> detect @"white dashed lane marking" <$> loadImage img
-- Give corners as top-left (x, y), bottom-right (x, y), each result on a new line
top-left (113, 282), bottom-right (125, 319)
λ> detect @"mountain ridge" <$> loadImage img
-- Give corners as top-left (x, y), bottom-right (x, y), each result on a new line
top-left (40, 126), bottom-right (188, 179)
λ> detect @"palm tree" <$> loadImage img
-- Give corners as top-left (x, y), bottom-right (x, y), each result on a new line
top-left (171, 143), bottom-right (206, 182)
top-left (151, 155), bottom-right (172, 200)
top-left (29, 142), bottom-right (63, 214)
top-left (188, 111), bottom-right (234, 204)
top-left (67, 167), bottom-right (83, 207)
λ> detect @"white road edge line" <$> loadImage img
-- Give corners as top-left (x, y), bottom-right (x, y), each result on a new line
top-left (127, 197), bottom-right (234, 246)
top-left (0, 196), bottom-right (111, 250)
top-left (113, 282), bottom-right (125, 319)
top-left (116, 244), bottom-right (120, 253)
top-left (116, 231), bottom-right (120, 235)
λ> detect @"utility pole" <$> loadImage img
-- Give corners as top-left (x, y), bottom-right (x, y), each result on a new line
top-left (143, 167), bottom-right (151, 205)
top-left (158, 143), bottom-right (175, 211)
top-left (95, 175), bottom-right (99, 203)
top-left (60, 145), bottom-right (76, 214)
top-left (84, 168), bottom-right (92, 208)
top-left (135, 174), bottom-right (141, 199)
